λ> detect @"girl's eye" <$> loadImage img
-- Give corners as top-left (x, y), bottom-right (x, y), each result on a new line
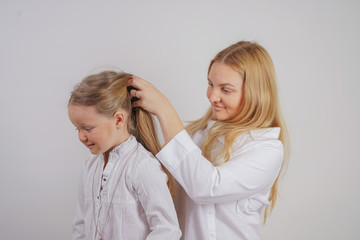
top-left (208, 81), bottom-right (213, 87)
top-left (85, 127), bottom-right (93, 132)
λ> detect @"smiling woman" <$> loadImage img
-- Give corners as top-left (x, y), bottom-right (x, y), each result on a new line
top-left (128, 40), bottom-right (289, 240)
top-left (207, 62), bottom-right (244, 121)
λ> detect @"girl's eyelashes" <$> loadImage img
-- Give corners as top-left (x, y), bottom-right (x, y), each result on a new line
top-left (208, 81), bottom-right (213, 87)
top-left (74, 126), bottom-right (93, 132)
top-left (84, 127), bottom-right (93, 132)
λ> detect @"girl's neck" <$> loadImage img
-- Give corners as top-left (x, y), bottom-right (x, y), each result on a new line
top-left (103, 132), bottom-right (131, 169)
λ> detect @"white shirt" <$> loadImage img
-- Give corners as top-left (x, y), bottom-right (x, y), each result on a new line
top-left (72, 135), bottom-right (181, 240)
top-left (156, 123), bottom-right (283, 240)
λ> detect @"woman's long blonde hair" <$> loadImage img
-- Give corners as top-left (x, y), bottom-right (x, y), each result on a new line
top-left (186, 41), bottom-right (289, 222)
top-left (68, 70), bottom-right (175, 196)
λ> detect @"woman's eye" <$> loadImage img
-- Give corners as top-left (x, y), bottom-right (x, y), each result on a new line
top-left (208, 81), bottom-right (213, 87)
top-left (85, 127), bottom-right (93, 132)
top-left (222, 88), bottom-right (231, 93)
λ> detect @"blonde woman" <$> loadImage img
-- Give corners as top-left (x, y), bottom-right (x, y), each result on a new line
top-left (68, 71), bottom-right (181, 240)
top-left (128, 41), bottom-right (289, 240)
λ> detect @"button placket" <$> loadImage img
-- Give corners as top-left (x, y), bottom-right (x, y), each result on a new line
top-left (207, 205), bottom-right (216, 240)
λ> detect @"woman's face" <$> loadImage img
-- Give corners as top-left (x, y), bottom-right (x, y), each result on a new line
top-left (207, 61), bottom-right (244, 121)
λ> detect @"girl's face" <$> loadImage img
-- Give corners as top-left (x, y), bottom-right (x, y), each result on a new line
top-left (207, 61), bottom-right (244, 121)
top-left (68, 105), bottom-right (122, 156)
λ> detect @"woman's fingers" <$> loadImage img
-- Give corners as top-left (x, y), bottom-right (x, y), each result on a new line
top-left (128, 76), bottom-right (167, 116)
top-left (129, 89), bottom-right (140, 99)
top-left (128, 76), bottom-right (147, 90)
top-left (131, 99), bottom-right (141, 108)
top-left (129, 88), bottom-right (144, 110)
top-left (128, 75), bottom-right (184, 143)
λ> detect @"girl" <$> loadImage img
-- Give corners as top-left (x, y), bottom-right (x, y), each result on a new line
top-left (128, 41), bottom-right (289, 240)
top-left (68, 71), bottom-right (181, 240)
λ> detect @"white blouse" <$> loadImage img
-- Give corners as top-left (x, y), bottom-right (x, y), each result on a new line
top-left (156, 123), bottom-right (283, 240)
top-left (72, 135), bottom-right (181, 240)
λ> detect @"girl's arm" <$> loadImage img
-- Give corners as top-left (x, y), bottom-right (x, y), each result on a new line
top-left (133, 156), bottom-right (181, 240)
top-left (156, 130), bottom-right (283, 204)
top-left (128, 76), bottom-right (184, 144)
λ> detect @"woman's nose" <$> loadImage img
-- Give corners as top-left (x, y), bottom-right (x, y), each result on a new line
top-left (209, 89), bottom-right (220, 103)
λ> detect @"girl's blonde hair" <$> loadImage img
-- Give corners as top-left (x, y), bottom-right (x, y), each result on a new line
top-left (68, 70), bottom-right (175, 196)
top-left (186, 41), bottom-right (289, 222)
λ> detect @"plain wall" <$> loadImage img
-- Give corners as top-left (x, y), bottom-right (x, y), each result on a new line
top-left (1, 0), bottom-right (359, 239)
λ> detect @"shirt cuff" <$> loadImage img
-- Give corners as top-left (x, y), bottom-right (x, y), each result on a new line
top-left (156, 130), bottom-right (198, 171)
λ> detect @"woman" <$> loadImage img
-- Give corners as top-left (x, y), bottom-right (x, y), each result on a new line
top-left (128, 41), bottom-right (289, 240)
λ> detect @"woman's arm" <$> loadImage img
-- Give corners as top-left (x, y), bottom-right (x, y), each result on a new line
top-left (128, 77), bottom-right (282, 204)
top-left (156, 130), bottom-right (283, 204)
top-left (128, 76), bottom-right (184, 144)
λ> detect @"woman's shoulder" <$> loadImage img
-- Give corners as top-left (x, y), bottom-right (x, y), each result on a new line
top-left (249, 127), bottom-right (281, 141)
top-left (223, 128), bottom-right (284, 169)
top-left (232, 127), bottom-right (283, 152)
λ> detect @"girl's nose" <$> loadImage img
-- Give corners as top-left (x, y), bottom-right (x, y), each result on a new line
top-left (78, 131), bottom-right (87, 142)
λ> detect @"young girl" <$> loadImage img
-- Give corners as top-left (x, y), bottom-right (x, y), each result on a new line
top-left (128, 41), bottom-right (289, 240)
top-left (68, 71), bottom-right (181, 240)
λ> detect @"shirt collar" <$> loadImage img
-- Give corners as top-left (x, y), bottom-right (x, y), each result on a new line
top-left (249, 128), bottom-right (280, 140)
top-left (109, 135), bottom-right (137, 158)
top-left (207, 120), bottom-right (280, 144)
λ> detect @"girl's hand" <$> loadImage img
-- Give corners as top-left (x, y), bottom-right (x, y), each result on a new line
top-left (128, 76), bottom-right (184, 144)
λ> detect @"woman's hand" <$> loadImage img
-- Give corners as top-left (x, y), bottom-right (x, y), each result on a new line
top-left (128, 76), bottom-right (185, 144)
top-left (128, 76), bottom-right (171, 117)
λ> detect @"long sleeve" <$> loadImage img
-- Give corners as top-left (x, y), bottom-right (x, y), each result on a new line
top-left (156, 130), bottom-right (283, 204)
top-left (72, 163), bottom-right (86, 240)
top-left (133, 157), bottom-right (181, 240)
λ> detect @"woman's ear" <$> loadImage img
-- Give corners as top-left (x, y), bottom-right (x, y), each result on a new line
top-left (113, 111), bottom-right (126, 129)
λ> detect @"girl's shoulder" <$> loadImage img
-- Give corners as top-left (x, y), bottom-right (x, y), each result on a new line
top-left (82, 154), bottom-right (102, 171)
top-left (112, 135), bottom-right (159, 169)
top-left (126, 141), bottom-right (166, 190)
top-left (130, 141), bottom-right (163, 172)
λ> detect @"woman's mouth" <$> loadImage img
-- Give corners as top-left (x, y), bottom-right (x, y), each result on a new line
top-left (213, 105), bottom-right (224, 111)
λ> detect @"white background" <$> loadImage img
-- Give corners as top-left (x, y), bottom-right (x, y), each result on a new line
top-left (1, 0), bottom-right (359, 239)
